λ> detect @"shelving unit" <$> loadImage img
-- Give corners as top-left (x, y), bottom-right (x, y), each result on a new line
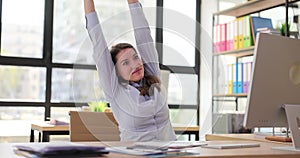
top-left (212, 0), bottom-right (300, 134)
top-left (214, 0), bottom-right (299, 17)
top-left (213, 46), bottom-right (254, 57)
top-left (213, 93), bottom-right (247, 97)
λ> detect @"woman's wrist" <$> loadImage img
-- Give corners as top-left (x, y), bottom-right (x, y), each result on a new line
top-left (84, 0), bottom-right (96, 14)
top-left (127, 0), bottom-right (138, 4)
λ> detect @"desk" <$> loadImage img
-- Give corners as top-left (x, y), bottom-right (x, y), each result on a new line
top-left (5, 140), bottom-right (300, 158)
top-left (206, 134), bottom-right (264, 141)
top-left (30, 122), bottom-right (199, 142)
top-left (30, 122), bottom-right (69, 142)
top-left (174, 125), bottom-right (200, 141)
top-left (205, 134), bottom-right (292, 145)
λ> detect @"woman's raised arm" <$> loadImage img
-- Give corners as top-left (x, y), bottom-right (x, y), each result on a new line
top-left (128, 0), bottom-right (160, 77)
top-left (83, 0), bottom-right (119, 101)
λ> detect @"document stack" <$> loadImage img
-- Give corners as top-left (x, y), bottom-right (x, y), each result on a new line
top-left (256, 27), bottom-right (281, 36)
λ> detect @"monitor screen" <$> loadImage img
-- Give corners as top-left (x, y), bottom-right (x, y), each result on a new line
top-left (244, 33), bottom-right (300, 128)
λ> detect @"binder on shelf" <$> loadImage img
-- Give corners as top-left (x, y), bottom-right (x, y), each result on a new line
top-left (232, 62), bottom-right (243, 94)
top-left (227, 64), bottom-right (233, 94)
top-left (239, 55), bottom-right (253, 93)
top-left (220, 23), bottom-right (227, 52)
top-left (242, 62), bottom-right (247, 93)
top-left (237, 62), bottom-right (244, 93)
top-left (238, 18), bottom-right (244, 49)
top-left (233, 19), bottom-right (239, 50)
top-left (232, 63), bottom-right (237, 94)
top-left (243, 16), bottom-right (253, 48)
top-left (250, 16), bottom-right (273, 43)
top-left (226, 22), bottom-right (230, 51)
top-left (216, 24), bottom-right (221, 53)
top-left (228, 21), bottom-right (234, 51)
top-left (243, 62), bottom-right (249, 93)
top-left (221, 79), bottom-right (228, 95)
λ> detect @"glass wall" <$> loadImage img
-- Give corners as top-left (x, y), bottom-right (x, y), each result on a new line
top-left (163, 0), bottom-right (199, 127)
top-left (163, 0), bottom-right (196, 67)
top-left (1, 0), bottom-right (44, 58)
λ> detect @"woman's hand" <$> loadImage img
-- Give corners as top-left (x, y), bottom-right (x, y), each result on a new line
top-left (84, 0), bottom-right (96, 14)
top-left (127, 0), bottom-right (139, 4)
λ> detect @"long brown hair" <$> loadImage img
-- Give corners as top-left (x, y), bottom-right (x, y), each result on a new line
top-left (110, 43), bottom-right (161, 96)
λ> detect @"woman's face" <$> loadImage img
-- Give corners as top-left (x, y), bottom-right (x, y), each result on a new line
top-left (115, 48), bottom-right (144, 82)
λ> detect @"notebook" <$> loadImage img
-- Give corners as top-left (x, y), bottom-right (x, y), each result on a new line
top-left (13, 142), bottom-right (108, 157)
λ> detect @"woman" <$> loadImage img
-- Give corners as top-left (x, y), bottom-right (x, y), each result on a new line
top-left (84, 0), bottom-right (176, 141)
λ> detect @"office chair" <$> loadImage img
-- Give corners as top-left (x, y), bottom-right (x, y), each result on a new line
top-left (69, 111), bottom-right (120, 141)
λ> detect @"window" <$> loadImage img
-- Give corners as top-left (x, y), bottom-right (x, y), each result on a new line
top-left (163, 0), bottom-right (196, 67)
top-left (161, 0), bottom-right (200, 127)
top-left (51, 68), bottom-right (102, 103)
top-left (1, 0), bottom-right (44, 58)
top-left (0, 107), bottom-right (44, 142)
top-left (0, 66), bottom-right (46, 102)
top-left (168, 74), bottom-right (198, 105)
top-left (0, 0), bottom-right (200, 141)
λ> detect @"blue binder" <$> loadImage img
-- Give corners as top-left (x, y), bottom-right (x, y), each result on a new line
top-left (237, 62), bottom-right (244, 93)
top-left (232, 63), bottom-right (237, 94)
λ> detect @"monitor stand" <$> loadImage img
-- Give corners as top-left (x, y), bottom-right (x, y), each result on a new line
top-left (272, 104), bottom-right (300, 152)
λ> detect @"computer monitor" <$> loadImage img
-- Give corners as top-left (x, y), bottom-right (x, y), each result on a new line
top-left (244, 33), bottom-right (300, 129)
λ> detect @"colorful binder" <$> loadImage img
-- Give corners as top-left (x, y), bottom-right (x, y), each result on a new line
top-left (228, 21), bottom-right (234, 51)
top-left (238, 18), bottom-right (244, 49)
top-left (243, 62), bottom-right (249, 93)
top-left (233, 19), bottom-right (239, 50)
top-left (237, 62), bottom-right (243, 93)
top-left (220, 23), bottom-right (227, 52)
top-left (245, 61), bottom-right (253, 93)
top-left (243, 16), bottom-right (253, 48)
top-left (232, 63), bottom-right (237, 94)
top-left (227, 64), bottom-right (233, 94)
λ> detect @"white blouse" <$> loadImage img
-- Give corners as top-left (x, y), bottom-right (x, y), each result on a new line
top-left (86, 2), bottom-right (176, 141)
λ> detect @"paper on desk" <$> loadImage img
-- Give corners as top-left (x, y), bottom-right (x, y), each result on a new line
top-left (107, 146), bottom-right (166, 156)
top-left (131, 141), bottom-right (207, 150)
top-left (107, 146), bottom-right (199, 157)
top-left (48, 119), bottom-right (69, 125)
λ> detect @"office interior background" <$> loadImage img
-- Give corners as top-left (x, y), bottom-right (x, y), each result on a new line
top-left (0, 0), bottom-right (299, 142)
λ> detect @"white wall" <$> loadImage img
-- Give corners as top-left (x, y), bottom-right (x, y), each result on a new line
top-left (199, 0), bottom-right (218, 140)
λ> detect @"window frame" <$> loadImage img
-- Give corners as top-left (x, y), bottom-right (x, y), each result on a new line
top-left (0, 0), bottom-right (201, 126)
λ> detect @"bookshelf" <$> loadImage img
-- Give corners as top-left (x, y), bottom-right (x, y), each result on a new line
top-left (213, 46), bottom-right (254, 57)
top-left (214, 0), bottom-right (300, 17)
top-left (213, 93), bottom-right (247, 98)
top-left (212, 0), bottom-right (300, 134)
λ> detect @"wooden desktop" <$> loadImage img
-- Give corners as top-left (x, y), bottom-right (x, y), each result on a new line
top-left (4, 140), bottom-right (300, 158)
top-left (206, 133), bottom-right (267, 142)
top-left (205, 133), bottom-right (293, 144)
